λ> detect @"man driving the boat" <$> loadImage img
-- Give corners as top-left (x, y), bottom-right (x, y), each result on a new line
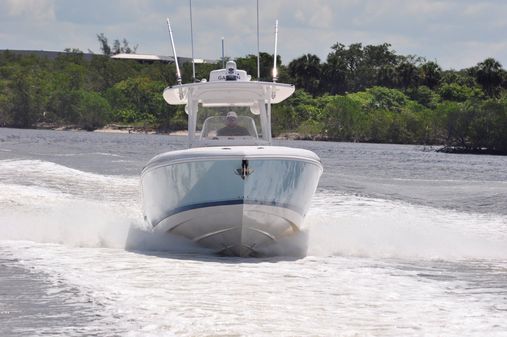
top-left (217, 111), bottom-right (250, 136)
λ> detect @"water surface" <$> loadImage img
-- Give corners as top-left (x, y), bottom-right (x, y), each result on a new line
top-left (1, 128), bottom-right (506, 336)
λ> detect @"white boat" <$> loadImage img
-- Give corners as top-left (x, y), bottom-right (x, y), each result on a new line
top-left (141, 61), bottom-right (323, 256)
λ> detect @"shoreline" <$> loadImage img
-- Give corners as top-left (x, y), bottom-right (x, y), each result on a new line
top-left (3, 125), bottom-right (506, 155)
top-left (35, 123), bottom-right (188, 136)
top-left (93, 127), bottom-right (188, 137)
top-left (436, 145), bottom-right (507, 156)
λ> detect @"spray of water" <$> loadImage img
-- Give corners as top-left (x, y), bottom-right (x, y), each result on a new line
top-left (1, 160), bottom-right (506, 261)
top-left (306, 192), bottom-right (507, 260)
top-left (0, 160), bottom-right (206, 253)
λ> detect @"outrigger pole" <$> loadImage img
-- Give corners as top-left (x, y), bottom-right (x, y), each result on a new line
top-left (273, 19), bottom-right (279, 82)
top-left (257, 0), bottom-right (260, 80)
top-left (166, 18), bottom-right (182, 85)
top-left (189, 0), bottom-right (196, 82)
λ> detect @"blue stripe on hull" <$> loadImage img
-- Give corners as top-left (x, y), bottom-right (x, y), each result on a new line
top-left (154, 199), bottom-right (304, 227)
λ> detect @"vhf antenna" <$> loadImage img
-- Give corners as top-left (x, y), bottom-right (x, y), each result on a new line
top-left (272, 19), bottom-right (279, 82)
top-left (189, 0), bottom-right (196, 82)
top-left (166, 18), bottom-right (182, 85)
top-left (256, 0), bottom-right (260, 80)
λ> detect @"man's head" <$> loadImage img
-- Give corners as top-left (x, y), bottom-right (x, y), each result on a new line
top-left (226, 111), bottom-right (238, 127)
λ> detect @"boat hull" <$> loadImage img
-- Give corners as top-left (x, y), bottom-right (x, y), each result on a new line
top-left (141, 146), bottom-right (322, 256)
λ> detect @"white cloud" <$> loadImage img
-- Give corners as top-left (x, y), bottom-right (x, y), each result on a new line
top-left (291, 0), bottom-right (334, 29)
top-left (3, 0), bottom-right (55, 21)
top-left (402, 0), bottom-right (452, 15)
top-left (462, 2), bottom-right (491, 16)
top-left (1, 0), bottom-right (506, 69)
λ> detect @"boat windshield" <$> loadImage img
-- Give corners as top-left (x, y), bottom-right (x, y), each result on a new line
top-left (201, 116), bottom-right (258, 139)
top-left (193, 106), bottom-right (266, 146)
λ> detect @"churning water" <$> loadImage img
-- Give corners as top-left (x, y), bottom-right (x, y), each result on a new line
top-left (1, 128), bottom-right (506, 336)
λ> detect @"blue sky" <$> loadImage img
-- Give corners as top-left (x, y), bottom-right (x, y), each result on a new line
top-left (1, 0), bottom-right (506, 69)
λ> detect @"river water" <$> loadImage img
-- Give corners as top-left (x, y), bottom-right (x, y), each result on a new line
top-left (1, 127), bottom-right (506, 336)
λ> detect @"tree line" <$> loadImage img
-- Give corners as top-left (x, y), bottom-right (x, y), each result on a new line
top-left (278, 43), bottom-right (507, 153)
top-left (0, 37), bottom-right (506, 153)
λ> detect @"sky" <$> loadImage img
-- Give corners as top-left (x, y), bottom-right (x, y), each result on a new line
top-left (1, 0), bottom-right (507, 69)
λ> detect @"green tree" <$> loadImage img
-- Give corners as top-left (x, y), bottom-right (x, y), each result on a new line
top-left (419, 61), bottom-right (442, 89)
top-left (469, 99), bottom-right (507, 151)
top-left (472, 58), bottom-right (505, 98)
top-left (235, 52), bottom-right (281, 81)
top-left (407, 85), bottom-right (439, 108)
top-left (108, 76), bottom-right (168, 127)
top-left (440, 69), bottom-right (476, 87)
top-left (395, 60), bottom-right (420, 89)
top-left (112, 38), bottom-right (138, 54)
top-left (76, 90), bottom-right (111, 130)
top-left (6, 64), bottom-right (47, 128)
top-left (364, 86), bottom-right (409, 112)
top-left (438, 83), bottom-right (482, 102)
top-left (96, 33), bottom-right (138, 56)
top-left (321, 42), bottom-right (400, 94)
top-left (47, 88), bottom-right (81, 124)
top-left (0, 81), bottom-right (12, 126)
top-left (320, 96), bottom-right (363, 140)
top-left (288, 54), bottom-right (322, 96)
top-left (364, 109), bottom-right (393, 142)
top-left (321, 43), bottom-right (349, 94)
top-left (97, 33), bottom-right (112, 56)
